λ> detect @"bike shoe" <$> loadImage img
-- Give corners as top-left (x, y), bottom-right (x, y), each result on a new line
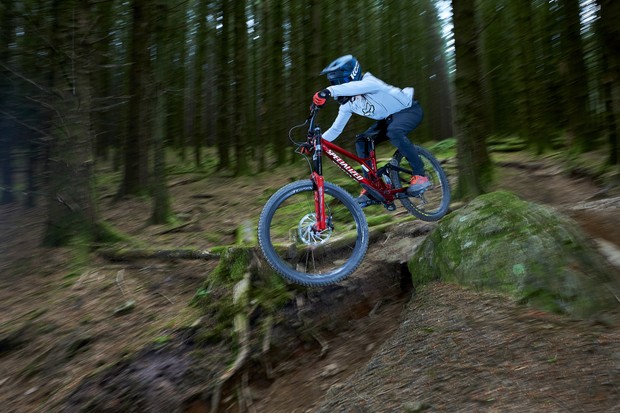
top-left (356, 189), bottom-right (378, 208)
top-left (356, 193), bottom-right (372, 208)
top-left (407, 175), bottom-right (431, 195)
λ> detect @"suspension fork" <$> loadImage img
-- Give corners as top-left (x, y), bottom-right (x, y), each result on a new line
top-left (311, 137), bottom-right (327, 231)
top-left (311, 172), bottom-right (327, 231)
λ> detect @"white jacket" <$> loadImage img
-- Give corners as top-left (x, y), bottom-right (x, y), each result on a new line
top-left (322, 72), bottom-right (414, 142)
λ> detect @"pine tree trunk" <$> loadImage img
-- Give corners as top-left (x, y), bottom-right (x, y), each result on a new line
top-left (43, 0), bottom-right (98, 246)
top-left (598, 0), bottom-right (620, 166)
top-left (150, 1), bottom-right (172, 224)
top-left (232, 0), bottom-right (249, 175)
top-left (511, 0), bottom-right (539, 150)
top-left (92, 0), bottom-right (114, 161)
top-left (192, 0), bottom-right (208, 168)
top-left (560, 0), bottom-right (591, 152)
top-left (216, 0), bottom-right (231, 169)
top-left (118, 0), bottom-right (151, 197)
top-left (0, 0), bottom-right (15, 205)
top-left (452, 0), bottom-right (492, 199)
top-left (421, 0), bottom-right (453, 142)
top-left (269, 0), bottom-right (286, 166)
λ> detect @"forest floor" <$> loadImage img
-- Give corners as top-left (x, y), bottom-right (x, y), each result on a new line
top-left (1, 150), bottom-right (619, 412)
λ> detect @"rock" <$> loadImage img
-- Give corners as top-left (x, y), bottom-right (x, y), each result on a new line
top-left (409, 191), bottom-right (619, 318)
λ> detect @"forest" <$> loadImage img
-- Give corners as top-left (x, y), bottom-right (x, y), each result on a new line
top-left (2, 1), bottom-right (620, 412)
top-left (0, 0), bottom-right (619, 246)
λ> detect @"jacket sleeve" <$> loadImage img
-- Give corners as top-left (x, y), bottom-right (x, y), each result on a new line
top-left (322, 106), bottom-right (352, 141)
top-left (326, 74), bottom-right (381, 97)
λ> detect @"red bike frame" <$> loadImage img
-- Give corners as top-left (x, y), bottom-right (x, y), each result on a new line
top-left (309, 135), bottom-right (406, 231)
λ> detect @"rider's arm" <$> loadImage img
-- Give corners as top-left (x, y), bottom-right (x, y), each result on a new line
top-left (326, 73), bottom-right (381, 98)
top-left (322, 105), bottom-right (352, 142)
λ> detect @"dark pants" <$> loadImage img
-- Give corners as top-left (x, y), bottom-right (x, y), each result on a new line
top-left (355, 100), bottom-right (424, 175)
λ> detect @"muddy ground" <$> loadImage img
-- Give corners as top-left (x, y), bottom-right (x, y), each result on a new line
top-left (0, 152), bottom-right (619, 412)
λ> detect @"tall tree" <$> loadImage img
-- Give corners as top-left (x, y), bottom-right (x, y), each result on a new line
top-left (452, 0), bottom-right (492, 199)
top-left (91, 0), bottom-right (115, 161)
top-left (166, 0), bottom-right (188, 156)
top-left (43, 0), bottom-right (100, 246)
top-left (0, 0), bottom-right (16, 205)
top-left (597, 0), bottom-right (620, 166)
top-left (215, 0), bottom-right (231, 169)
top-left (420, 0), bottom-right (453, 142)
top-left (150, 0), bottom-right (173, 224)
top-left (478, 0), bottom-right (518, 135)
top-left (118, 0), bottom-right (151, 197)
top-left (268, 0), bottom-right (286, 165)
top-left (192, 0), bottom-right (209, 167)
top-left (559, 0), bottom-right (592, 152)
top-left (510, 0), bottom-right (543, 151)
top-left (232, 0), bottom-right (249, 175)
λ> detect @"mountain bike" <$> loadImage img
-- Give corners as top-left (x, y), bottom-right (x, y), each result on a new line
top-left (257, 106), bottom-right (450, 286)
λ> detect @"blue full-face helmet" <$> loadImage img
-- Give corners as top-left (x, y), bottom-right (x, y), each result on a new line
top-left (320, 55), bottom-right (362, 85)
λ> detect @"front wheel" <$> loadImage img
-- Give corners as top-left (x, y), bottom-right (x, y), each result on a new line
top-left (389, 146), bottom-right (451, 221)
top-left (257, 180), bottom-right (369, 286)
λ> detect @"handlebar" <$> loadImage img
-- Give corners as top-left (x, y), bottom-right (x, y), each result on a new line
top-left (289, 105), bottom-right (322, 156)
top-left (307, 105), bottom-right (321, 138)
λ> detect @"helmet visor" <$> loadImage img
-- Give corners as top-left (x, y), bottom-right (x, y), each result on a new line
top-left (327, 73), bottom-right (350, 85)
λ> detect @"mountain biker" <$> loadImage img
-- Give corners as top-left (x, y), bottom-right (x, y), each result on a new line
top-left (312, 55), bottom-right (430, 207)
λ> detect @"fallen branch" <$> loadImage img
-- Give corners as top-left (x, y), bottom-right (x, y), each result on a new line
top-left (97, 247), bottom-right (220, 262)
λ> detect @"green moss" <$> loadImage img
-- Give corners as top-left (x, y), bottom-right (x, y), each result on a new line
top-left (487, 135), bottom-right (528, 153)
top-left (366, 214), bottom-right (393, 227)
top-left (410, 191), bottom-right (618, 317)
top-left (212, 247), bottom-right (251, 284)
top-left (252, 272), bottom-right (294, 313)
top-left (428, 138), bottom-right (457, 158)
top-left (94, 221), bottom-right (132, 243)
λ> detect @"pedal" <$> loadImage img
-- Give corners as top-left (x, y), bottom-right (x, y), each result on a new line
top-left (384, 202), bottom-right (396, 211)
top-left (359, 199), bottom-right (380, 209)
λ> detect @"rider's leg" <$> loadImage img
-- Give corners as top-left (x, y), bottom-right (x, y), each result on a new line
top-left (385, 101), bottom-right (425, 176)
top-left (354, 122), bottom-right (386, 206)
top-left (355, 120), bottom-right (387, 180)
top-left (355, 121), bottom-right (385, 160)
top-left (354, 135), bottom-right (371, 162)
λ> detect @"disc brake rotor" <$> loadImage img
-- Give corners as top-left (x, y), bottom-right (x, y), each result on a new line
top-left (298, 213), bottom-right (332, 245)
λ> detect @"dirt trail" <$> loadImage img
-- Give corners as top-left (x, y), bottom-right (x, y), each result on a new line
top-left (0, 155), bottom-right (619, 413)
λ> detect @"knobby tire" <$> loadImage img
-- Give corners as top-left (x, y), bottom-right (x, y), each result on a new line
top-left (389, 146), bottom-right (451, 221)
top-left (257, 180), bottom-right (369, 286)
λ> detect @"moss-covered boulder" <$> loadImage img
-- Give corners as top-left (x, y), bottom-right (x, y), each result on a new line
top-left (409, 191), bottom-right (619, 318)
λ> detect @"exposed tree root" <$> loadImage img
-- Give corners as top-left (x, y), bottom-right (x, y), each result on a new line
top-left (210, 271), bottom-right (251, 413)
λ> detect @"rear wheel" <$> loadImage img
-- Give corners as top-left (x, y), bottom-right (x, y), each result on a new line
top-left (389, 146), bottom-right (451, 221)
top-left (257, 180), bottom-right (369, 286)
